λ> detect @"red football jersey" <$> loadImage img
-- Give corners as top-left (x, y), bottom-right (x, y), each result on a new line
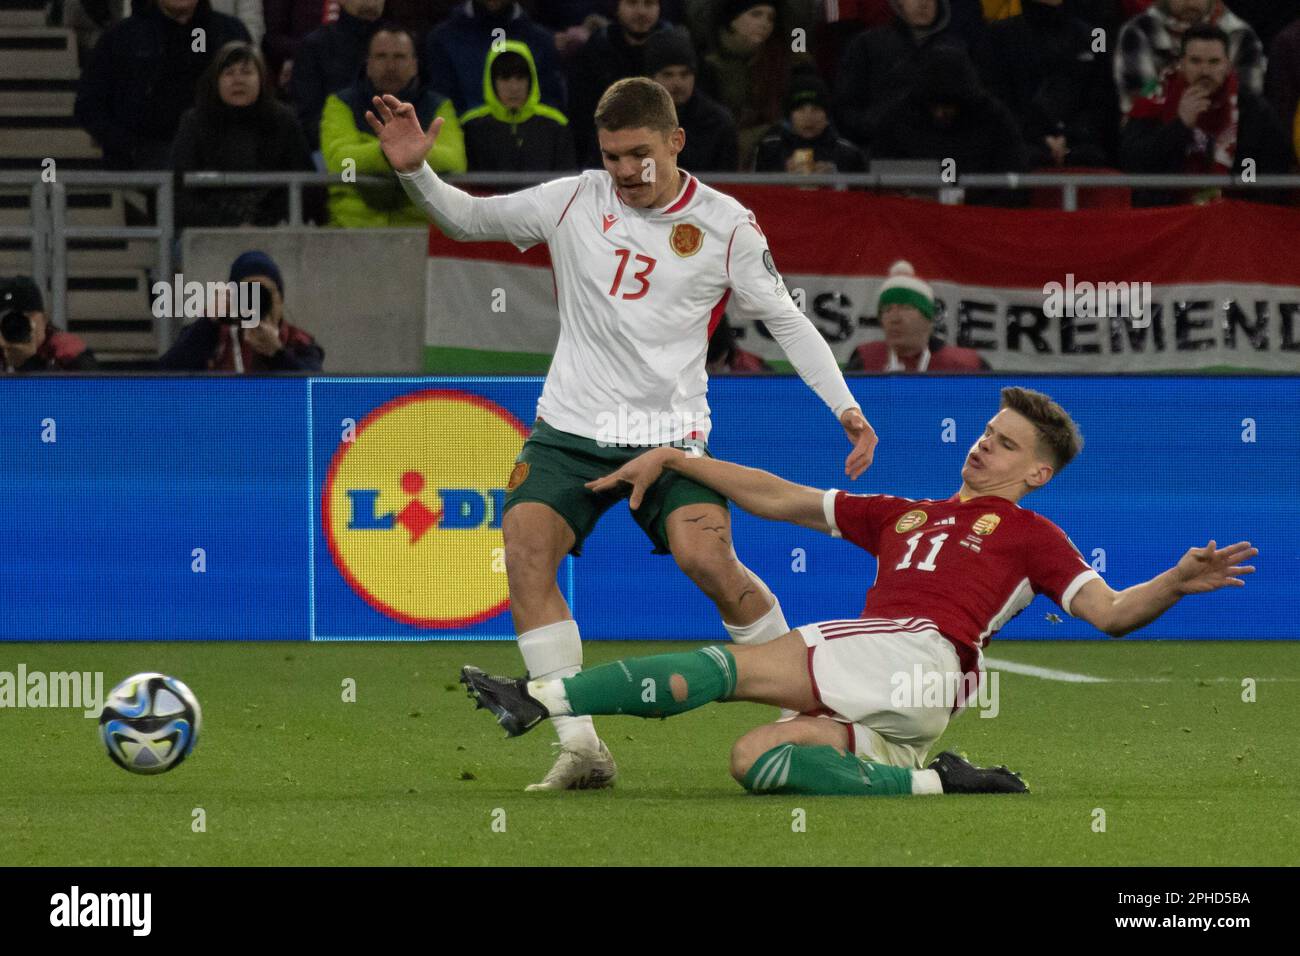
top-left (824, 490), bottom-right (1101, 674)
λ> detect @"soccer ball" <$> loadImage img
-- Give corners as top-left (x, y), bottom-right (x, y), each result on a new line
top-left (98, 673), bottom-right (202, 775)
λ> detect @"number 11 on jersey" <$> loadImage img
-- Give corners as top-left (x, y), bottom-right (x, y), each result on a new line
top-left (897, 532), bottom-right (949, 571)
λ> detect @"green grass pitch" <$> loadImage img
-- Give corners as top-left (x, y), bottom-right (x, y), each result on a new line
top-left (1, 640), bottom-right (1296, 866)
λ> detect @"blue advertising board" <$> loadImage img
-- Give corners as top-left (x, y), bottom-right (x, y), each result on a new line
top-left (1, 376), bottom-right (1294, 641)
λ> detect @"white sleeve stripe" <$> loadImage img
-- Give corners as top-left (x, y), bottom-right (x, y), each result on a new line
top-left (822, 489), bottom-right (841, 538)
top-left (1061, 569), bottom-right (1102, 616)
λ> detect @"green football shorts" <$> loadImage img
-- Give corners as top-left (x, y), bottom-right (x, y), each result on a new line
top-left (502, 419), bottom-right (728, 556)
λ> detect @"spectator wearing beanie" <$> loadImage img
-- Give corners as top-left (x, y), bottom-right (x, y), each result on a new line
top-left (172, 41), bottom-right (317, 228)
top-left (684, 0), bottom-right (815, 54)
top-left (567, 0), bottom-right (672, 167)
top-left (753, 69), bottom-right (866, 171)
top-left (290, 0), bottom-right (385, 152)
top-left (74, 0), bottom-right (251, 170)
top-left (461, 42), bottom-right (577, 171)
top-left (1, 277), bottom-right (98, 373)
top-left (645, 26), bottom-right (740, 171)
top-left (848, 261), bottom-right (987, 372)
top-left (699, 0), bottom-right (812, 169)
top-left (158, 250), bottom-right (324, 372)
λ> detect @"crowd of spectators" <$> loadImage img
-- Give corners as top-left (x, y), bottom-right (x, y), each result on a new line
top-left (63, 0), bottom-right (1300, 221)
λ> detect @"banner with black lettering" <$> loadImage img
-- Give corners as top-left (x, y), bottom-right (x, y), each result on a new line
top-left (424, 189), bottom-right (1300, 372)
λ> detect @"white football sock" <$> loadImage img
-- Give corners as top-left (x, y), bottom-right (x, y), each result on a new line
top-left (527, 678), bottom-right (572, 716)
top-left (722, 594), bottom-right (790, 645)
top-left (721, 575), bottom-right (797, 720)
top-left (911, 768), bottom-right (943, 796)
top-left (722, 567), bottom-right (790, 645)
top-left (517, 619), bottom-right (599, 755)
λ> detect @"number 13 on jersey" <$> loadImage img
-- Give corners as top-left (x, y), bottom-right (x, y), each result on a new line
top-left (609, 248), bottom-right (656, 301)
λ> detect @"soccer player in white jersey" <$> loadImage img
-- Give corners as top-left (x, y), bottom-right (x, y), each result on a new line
top-left (365, 77), bottom-right (879, 790)
top-left (462, 388), bottom-right (1258, 796)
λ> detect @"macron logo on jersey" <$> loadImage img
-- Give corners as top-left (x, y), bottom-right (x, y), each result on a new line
top-left (602, 213), bottom-right (619, 232)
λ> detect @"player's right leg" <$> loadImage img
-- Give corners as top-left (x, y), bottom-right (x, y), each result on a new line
top-left (463, 629), bottom-right (817, 727)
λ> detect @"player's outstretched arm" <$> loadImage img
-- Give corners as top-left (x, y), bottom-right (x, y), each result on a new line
top-left (367, 93), bottom-right (560, 246)
top-left (1070, 540), bottom-right (1257, 638)
top-left (365, 93), bottom-right (440, 174)
top-left (723, 221), bottom-right (878, 478)
top-left (585, 447), bottom-right (830, 532)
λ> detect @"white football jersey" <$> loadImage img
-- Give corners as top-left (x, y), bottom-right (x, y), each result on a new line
top-left (399, 164), bottom-right (857, 444)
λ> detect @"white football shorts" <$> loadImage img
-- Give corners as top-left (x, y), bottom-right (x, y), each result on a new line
top-left (788, 616), bottom-right (967, 769)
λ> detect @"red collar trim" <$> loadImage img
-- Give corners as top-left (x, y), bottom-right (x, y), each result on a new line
top-left (662, 172), bottom-right (696, 214)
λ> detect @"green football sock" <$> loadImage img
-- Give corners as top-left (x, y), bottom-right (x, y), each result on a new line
top-left (561, 646), bottom-right (737, 718)
top-left (742, 744), bottom-right (915, 796)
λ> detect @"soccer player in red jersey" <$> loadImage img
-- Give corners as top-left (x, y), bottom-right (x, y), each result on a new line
top-left (462, 387), bottom-right (1258, 796)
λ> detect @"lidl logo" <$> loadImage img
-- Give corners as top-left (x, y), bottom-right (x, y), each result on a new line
top-left (322, 390), bottom-right (528, 628)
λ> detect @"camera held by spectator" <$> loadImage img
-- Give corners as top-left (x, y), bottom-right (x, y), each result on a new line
top-left (158, 251), bottom-right (324, 372)
top-left (1, 277), bottom-right (98, 373)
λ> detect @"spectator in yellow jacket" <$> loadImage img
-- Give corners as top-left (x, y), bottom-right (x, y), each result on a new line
top-left (321, 23), bottom-right (466, 227)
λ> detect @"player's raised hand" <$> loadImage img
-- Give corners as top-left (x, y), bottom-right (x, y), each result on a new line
top-left (1173, 540), bottom-right (1257, 595)
top-left (840, 408), bottom-right (878, 479)
top-left (585, 447), bottom-right (677, 510)
top-left (364, 94), bottom-right (441, 174)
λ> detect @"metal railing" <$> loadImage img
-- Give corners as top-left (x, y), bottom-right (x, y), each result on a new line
top-left (3, 168), bottom-right (1297, 357)
top-left (181, 169), bottom-right (1300, 217)
top-left (2, 171), bottom-right (174, 348)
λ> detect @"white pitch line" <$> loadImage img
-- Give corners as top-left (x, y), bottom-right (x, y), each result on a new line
top-left (983, 658), bottom-right (1109, 683)
top-left (983, 658), bottom-right (1300, 684)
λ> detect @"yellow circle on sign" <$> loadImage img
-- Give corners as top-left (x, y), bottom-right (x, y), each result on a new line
top-left (322, 390), bottom-right (527, 628)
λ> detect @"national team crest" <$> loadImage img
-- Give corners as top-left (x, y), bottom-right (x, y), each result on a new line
top-left (669, 222), bottom-right (703, 257)
top-left (972, 513), bottom-right (1001, 536)
top-left (895, 510), bottom-right (927, 533)
top-left (506, 461), bottom-right (530, 491)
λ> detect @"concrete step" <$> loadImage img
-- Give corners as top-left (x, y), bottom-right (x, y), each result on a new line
top-left (0, 77), bottom-right (77, 111)
top-left (67, 325), bottom-right (158, 361)
top-left (0, 27), bottom-right (78, 80)
top-left (0, 121), bottom-right (99, 159)
top-left (66, 268), bottom-right (152, 320)
top-left (0, 1), bottom-right (50, 30)
top-left (0, 187), bottom-right (130, 226)
top-left (0, 235), bottom-right (156, 269)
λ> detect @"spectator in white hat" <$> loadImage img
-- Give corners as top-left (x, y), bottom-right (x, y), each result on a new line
top-left (848, 260), bottom-right (987, 372)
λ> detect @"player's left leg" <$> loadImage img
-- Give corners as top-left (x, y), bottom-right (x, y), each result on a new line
top-left (729, 716), bottom-right (927, 796)
top-left (662, 502), bottom-right (789, 643)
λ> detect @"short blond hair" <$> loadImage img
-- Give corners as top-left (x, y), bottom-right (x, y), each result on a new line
top-left (594, 77), bottom-right (679, 134)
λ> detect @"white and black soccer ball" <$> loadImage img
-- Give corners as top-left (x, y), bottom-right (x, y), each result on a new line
top-left (98, 673), bottom-right (202, 775)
